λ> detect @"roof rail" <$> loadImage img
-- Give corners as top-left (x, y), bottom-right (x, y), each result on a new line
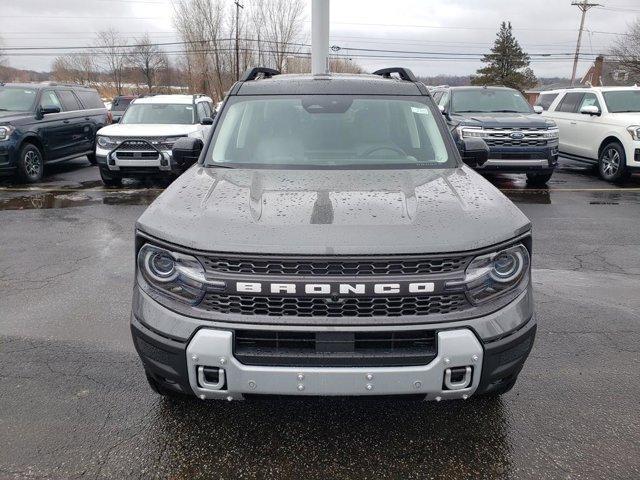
top-left (372, 67), bottom-right (417, 82)
top-left (240, 67), bottom-right (281, 82)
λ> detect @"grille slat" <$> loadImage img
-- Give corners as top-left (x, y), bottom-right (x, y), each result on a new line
top-left (199, 293), bottom-right (469, 317)
top-left (199, 255), bottom-right (469, 276)
top-left (234, 330), bottom-right (437, 366)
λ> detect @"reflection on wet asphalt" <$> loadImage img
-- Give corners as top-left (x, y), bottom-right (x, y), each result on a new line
top-left (1, 158), bottom-right (639, 479)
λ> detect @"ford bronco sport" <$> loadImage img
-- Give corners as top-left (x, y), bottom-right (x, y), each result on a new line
top-left (131, 67), bottom-right (536, 402)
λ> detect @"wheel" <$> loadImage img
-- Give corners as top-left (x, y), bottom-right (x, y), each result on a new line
top-left (87, 152), bottom-right (98, 165)
top-left (99, 166), bottom-right (122, 187)
top-left (598, 142), bottom-right (629, 183)
top-left (526, 172), bottom-right (553, 186)
top-left (17, 143), bottom-right (44, 183)
top-left (145, 371), bottom-right (190, 399)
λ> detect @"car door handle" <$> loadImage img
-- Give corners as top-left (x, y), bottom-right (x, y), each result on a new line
top-left (63, 120), bottom-right (70, 124)
top-left (85, 117), bottom-right (91, 121)
top-left (570, 122), bottom-right (577, 125)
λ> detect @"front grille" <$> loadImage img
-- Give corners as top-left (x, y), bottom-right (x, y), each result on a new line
top-left (199, 255), bottom-right (469, 276)
top-left (115, 151), bottom-right (159, 159)
top-left (482, 127), bottom-right (549, 148)
top-left (234, 329), bottom-right (438, 366)
top-left (198, 293), bottom-right (470, 317)
top-left (485, 138), bottom-right (547, 147)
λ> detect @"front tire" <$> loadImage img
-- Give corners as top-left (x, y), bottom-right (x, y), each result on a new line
top-left (526, 172), bottom-right (553, 186)
top-left (99, 166), bottom-right (122, 187)
top-left (17, 143), bottom-right (44, 183)
top-left (599, 142), bottom-right (629, 183)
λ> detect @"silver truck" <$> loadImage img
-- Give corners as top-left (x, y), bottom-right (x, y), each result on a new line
top-left (131, 67), bottom-right (536, 402)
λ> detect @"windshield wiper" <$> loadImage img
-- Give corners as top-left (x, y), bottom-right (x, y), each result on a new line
top-left (0, 108), bottom-right (9, 111)
top-left (492, 110), bottom-right (524, 113)
top-left (208, 163), bottom-right (235, 169)
top-left (453, 110), bottom-right (485, 113)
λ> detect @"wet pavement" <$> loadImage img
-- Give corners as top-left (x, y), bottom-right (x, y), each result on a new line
top-left (1, 158), bottom-right (639, 479)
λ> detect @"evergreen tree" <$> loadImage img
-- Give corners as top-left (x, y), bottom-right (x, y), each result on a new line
top-left (472, 22), bottom-right (537, 91)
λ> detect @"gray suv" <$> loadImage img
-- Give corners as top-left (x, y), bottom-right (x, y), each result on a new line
top-left (131, 67), bottom-right (536, 402)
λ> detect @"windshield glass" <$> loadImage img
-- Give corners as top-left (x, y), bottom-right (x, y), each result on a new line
top-left (451, 89), bottom-right (532, 113)
top-left (603, 90), bottom-right (640, 113)
top-left (0, 87), bottom-right (37, 112)
top-left (120, 103), bottom-right (194, 124)
top-left (206, 96), bottom-right (452, 169)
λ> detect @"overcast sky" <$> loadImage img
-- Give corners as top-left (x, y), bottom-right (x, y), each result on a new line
top-left (1, 0), bottom-right (638, 78)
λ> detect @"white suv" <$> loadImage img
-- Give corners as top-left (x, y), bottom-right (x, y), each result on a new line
top-left (541, 87), bottom-right (640, 182)
top-left (95, 94), bottom-right (215, 186)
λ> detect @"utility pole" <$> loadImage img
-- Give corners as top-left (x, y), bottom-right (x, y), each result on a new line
top-left (570, 0), bottom-right (600, 85)
top-left (234, 0), bottom-right (244, 81)
top-left (311, 0), bottom-right (330, 75)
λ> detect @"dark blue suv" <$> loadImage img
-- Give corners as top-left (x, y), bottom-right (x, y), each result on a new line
top-left (432, 86), bottom-right (559, 185)
top-left (0, 82), bottom-right (109, 182)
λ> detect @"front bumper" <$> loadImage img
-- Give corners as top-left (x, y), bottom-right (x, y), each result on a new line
top-left (131, 287), bottom-right (536, 401)
top-left (96, 144), bottom-right (174, 173)
top-left (476, 145), bottom-right (559, 174)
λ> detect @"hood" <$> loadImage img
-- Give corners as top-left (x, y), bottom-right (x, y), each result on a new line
top-left (453, 112), bottom-right (552, 129)
top-left (137, 166), bottom-right (530, 255)
top-left (97, 123), bottom-right (200, 137)
top-left (0, 111), bottom-right (31, 123)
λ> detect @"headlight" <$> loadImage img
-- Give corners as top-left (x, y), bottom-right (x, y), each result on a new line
top-left (137, 243), bottom-right (213, 305)
top-left (0, 125), bottom-right (15, 141)
top-left (456, 126), bottom-right (488, 139)
top-left (627, 126), bottom-right (640, 140)
top-left (97, 136), bottom-right (121, 149)
top-left (446, 244), bottom-right (530, 305)
top-left (542, 128), bottom-right (559, 139)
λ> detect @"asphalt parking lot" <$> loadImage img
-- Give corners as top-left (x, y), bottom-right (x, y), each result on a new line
top-left (1, 158), bottom-right (639, 480)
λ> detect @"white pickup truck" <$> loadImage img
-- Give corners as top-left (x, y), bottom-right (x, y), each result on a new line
top-left (95, 94), bottom-right (215, 186)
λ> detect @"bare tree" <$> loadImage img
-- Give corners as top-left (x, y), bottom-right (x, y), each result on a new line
top-left (95, 29), bottom-right (129, 95)
top-left (611, 19), bottom-right (640, 81)
top-left (255, 0), bottom-right (305, 72)
top-left (51, 54), bottom-right (97, 85)
top-left (128, 33), bottom-right (168, 92)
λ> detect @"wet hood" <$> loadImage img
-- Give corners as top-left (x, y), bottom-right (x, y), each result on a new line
top-left (0, 111), bottom-right (31, 123)
top-left (137, 166), bottom-right (531, 255)
top-left (453, 112), bottom-right (553, 129)
top-left (97, 123), bottom-right (200, 137)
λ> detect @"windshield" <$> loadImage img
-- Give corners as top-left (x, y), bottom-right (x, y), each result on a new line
top-left (206, 95), bottom-right (453, 169)
top-left (0, 87), bottom-right (37, 112)
top-left (451, 89), bottom-right (532, 114)
top-left (120, 103), bottom-right (194, 124)
top-left (603, 90), bottom-right (640, 113)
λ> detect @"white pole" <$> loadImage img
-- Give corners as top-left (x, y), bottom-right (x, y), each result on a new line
top-left (311, 0), bottom-right (330, 75)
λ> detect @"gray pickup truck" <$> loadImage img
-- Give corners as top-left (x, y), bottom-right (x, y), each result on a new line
top-left (131, 67), bottom-right (536, 402)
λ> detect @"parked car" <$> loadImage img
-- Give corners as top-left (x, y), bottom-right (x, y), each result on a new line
top-left (95, 94), bottom-right (215, 186)
top-left (542, 86), bottom-right (640, 182)
top-left (110, 95), bottom-right (136, 123)
top-left (0, 82), bottom-right (109, 183)
top-left (131, 67), bottom-right (536, 402)
top-left (534, 90), bottom-right (562, 112)
top-left (432, 86), bottom-right (559, 185)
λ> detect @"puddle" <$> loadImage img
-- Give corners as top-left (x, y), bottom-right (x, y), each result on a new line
top-left (0, 190), bottom-right (160, 210)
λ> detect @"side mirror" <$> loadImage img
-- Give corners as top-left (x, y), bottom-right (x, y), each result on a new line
top-left (201, 117), bottom-right (214, 125)
top-left (40, 105), bottom-right (61, 115)
top-left (459, 137), bottom-right (489, 168)
top-left (580, 105), bottom-right (600, 116)
top-left (438, 105), bottom-right (447, 115)
top-left (172, 137), bottom-right (203, 171)
top-left (533, 105), bottom-right (544, 114)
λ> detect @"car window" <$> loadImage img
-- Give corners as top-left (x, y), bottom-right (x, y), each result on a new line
top-left (602, 90), bottom-right (640, 113)
top-left (207, 95), bottom-right (452, 169)
top-left (451, 89), bottom-right (532, 113)
top-left (196, 102), bottom-right (208, 121)
top-left (112, 97), bottom-right (134, 112)
top-left (535, 93), bottom-right (558, 111)
top-left (121, 103), bottom-right (195, 124)
top-left (75, 89), bottom-right (104, 109)
top-left (578, 93), bottom-right (601, 111)
top-left (555, 92), bottom-right (584, 113)
top-left (39, 90), bottom-right (62, 110)
top-left (0, 87), bottom-right (38, 111)
top-left (432, 91), bottom-right (443, 103)
top-left (438, 92), bottom-right (450, 107)
top-left (57, 90), bottom-right (82, 111)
